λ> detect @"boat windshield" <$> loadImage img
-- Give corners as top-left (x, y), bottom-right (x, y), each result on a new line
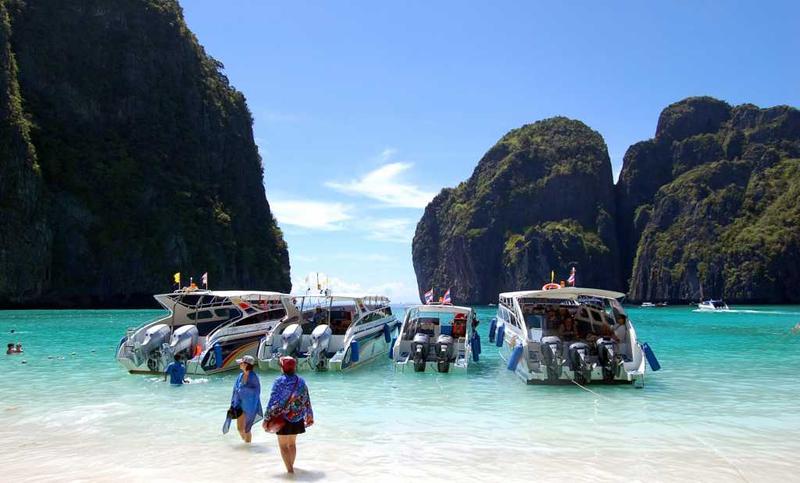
top-left (403, 308), bottom-right (470, 339)
top-left (295, 297), bottom-right (358, 335)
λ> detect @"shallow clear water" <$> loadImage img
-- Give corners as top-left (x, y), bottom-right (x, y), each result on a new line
top-left (2, 306), bottom-right (799, 482)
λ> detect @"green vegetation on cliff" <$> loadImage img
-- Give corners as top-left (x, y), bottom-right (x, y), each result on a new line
top-left (413, 117), bottom-right (621, 304)
top-left (0, 0), bottom-right (290, 307)
top-left (620, 97), bottom-right (800, 303)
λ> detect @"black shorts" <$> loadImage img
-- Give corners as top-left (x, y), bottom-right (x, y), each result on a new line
top-left (227, 406), bottom-right (243, 419)
top-left (277, 419), bottom-right (305, 435)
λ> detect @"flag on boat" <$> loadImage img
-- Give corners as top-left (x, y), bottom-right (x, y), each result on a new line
top-left (173, 272), bottom-right (181, 285)
top-left (201, 272), bottom-right (208, 287)
top-left (550, 270), bottom-right (555, 283)
top-left (567, 266), bottom-right (576, 286)
top-left (424, 288), bottom-right (434, 304)
top-left (443, 289), bottom-right (451, 304)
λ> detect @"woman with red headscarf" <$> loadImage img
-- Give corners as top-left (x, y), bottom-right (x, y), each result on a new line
top-left (263, 356), bottom-right (314, 474)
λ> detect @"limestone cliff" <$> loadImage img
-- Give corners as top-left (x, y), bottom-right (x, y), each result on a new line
top-left (413, 118), bottom-right (622, 304)
top-left (0, 0), bottom-right (290, 307)
top-left (617, 97), bottom-right (800, 303)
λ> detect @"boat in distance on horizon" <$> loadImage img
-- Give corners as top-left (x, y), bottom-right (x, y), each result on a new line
top-left (697, 299), bottom-right (730, 311)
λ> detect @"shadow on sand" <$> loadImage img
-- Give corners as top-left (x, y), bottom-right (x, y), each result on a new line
top-left (273, 468), bottom-right (326, 481)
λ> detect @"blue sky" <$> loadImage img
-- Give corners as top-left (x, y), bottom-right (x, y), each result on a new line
top-left (182, 1), bottom-right (800, 302)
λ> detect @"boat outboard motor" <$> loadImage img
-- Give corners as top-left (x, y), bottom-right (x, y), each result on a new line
top-left (136, 324), bottom-right (170, 369)
top-left (540, 336), bottom-right (563, 381)
top-left (281, 323), bottom-right (303, 357)
top-left (567, 342), bottom-right (592, 384)
top-left (309, 324), bottom-right (332, 370)
top-left (435, 334), bottom-right (454, 373)
top-left (167, 325), bottom-right (199, 359)
top-left (411, 333), bottom-right (430, 372)
top-left (595, 337), bottom-right (618, 382)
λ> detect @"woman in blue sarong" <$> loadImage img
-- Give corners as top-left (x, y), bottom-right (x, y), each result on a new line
top-left (263, 356), bottom-right (314, 474)
top-left (229, 355), bottom-right (262, 443)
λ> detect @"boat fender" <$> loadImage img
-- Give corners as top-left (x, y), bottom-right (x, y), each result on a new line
top-left (495, 324), bottom-right (505, 347)
top-left (350, 339), bottom-right (360, 363)
top-left (470, 332), bottom-right (480, 362)
top-left (213, 343), bottom-right (223, 369)
top-left (488, 318), bottom-right (497, 343)
top-left (383, 323), bottom-right (392, 343)
top-left (642, 342), bottom-right (661, 371)
top-left (388, 337), bottom-right (396, 359)
top-left (507, 343), bottom-right (523, 370)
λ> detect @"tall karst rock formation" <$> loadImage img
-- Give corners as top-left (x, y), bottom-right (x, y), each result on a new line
top-left (413, 117), bottom-right (622, 304)
top-left (617, 97), bottom-right (800, 303)
top-left (0, 0), bottom-right (290, 307)
top-left (414, 97), bottom-right (800, 304)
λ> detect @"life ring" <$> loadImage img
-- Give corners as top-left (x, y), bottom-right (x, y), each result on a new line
top-left (542, 283), bottom-right (561, 291)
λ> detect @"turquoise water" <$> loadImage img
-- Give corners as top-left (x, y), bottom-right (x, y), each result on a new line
top-left (2, 306), bottom-right (799, 481)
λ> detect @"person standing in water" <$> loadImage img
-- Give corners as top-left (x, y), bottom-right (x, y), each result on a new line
top-left (164, 355), bottom-right (188, 385)
top-left (229, 355), bottom-right (262, 443)
top-left (6, 343), bottom-right (15, 354)
top-left (264, 356), bottom-right (314, 474)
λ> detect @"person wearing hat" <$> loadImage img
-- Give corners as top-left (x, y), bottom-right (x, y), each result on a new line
top-left (228, 354), bottom-right (262, 443)
top-left (264, 356), bottom-right (314, 474)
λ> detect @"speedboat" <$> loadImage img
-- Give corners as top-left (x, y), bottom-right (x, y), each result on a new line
top-left (390, 304), bottom-right (481, 373)
top-left (641, 302), bottom-right (656, 308)
top-left (698, 300), bottom-right (729, 311)
top-left (116, 290), bottom-right (297, 374)
top-left (493, 287), bottom-right (648, 385)
top-left (257, 294), bottom-right (399, 372)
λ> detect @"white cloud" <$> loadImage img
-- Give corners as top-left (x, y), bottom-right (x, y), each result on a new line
top-left (290, 275), bottom-right (418, 302)
top-left (271, 200), bottom-right (352, 231)
top-left (363, 218), bottom-right (416, 244)
top-left (378, 148), bottom-right (397, 161)
top-left (325, 151), bottom-right (435, 208)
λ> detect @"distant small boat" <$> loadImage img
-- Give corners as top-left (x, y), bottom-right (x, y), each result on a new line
top-left (641, 302), bottom-right (656, 308)
top-left (698, 300), bottom-right (729, 311)
top-left (655, 302), bottom-right (668, 308)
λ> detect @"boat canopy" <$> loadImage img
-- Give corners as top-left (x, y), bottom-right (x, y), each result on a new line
top-left (410, 304), bottom-right (472, 315)
top-left (499, 287), bottom-right (626, 301)
top-left (162, 289), bottom-right (286, 299)
top-left (291, 294), bottom-right (391, 304)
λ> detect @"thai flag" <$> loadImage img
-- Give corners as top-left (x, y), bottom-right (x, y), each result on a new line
top-left (567, 267), bottom-right (576, 286)
top-left (443, 289), bottom-right (451, 305)
top-left (424, 288), bottom-right (434, 304)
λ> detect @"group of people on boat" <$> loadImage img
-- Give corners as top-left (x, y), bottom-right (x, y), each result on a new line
top-left (526, 305), bottom-right (628, 345)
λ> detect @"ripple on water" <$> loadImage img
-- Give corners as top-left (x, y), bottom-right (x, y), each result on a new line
top-left (1, 306), bottom-right (799, 481)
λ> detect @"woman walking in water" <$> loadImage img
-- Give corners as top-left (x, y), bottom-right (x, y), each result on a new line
top-left (263, 356), bottom-right (314, 474)
top-left (228, 355), bottom-right (262, 443)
